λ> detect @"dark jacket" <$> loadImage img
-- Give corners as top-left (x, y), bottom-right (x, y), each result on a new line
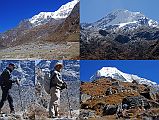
top-left (0, 67), bottom-right (15, 89)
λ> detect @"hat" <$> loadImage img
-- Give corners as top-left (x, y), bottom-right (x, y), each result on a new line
top-left (54, 62), bottom-right (63, 68)
top-left (9, 63), bottom-right (16, 69)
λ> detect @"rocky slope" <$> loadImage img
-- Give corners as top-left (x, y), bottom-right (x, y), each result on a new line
top-left (0, 0), bottom-right (80, 59)
top-left (47, 2), bottom-right (80, 42)
top-left (80, 78), bottom-right (159, 120)
top-left (35, 60), bottom-right (80, 119)
top-left (80, 10), bottom-right (159, 60)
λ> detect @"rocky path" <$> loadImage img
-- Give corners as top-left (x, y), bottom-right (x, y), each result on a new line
top-left (0, 112), bottom-right (27, 120)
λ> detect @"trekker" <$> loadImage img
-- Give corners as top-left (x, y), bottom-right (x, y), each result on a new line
top-left (49, 62), bottom-right (67, 118)
top-left (0, 63), bottom-right (20, 114)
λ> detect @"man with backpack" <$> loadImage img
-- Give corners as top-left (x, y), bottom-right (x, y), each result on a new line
top-left (0, 63), bottom-right (20, 114)
top-left (49, 62), bottom-right (67, 118)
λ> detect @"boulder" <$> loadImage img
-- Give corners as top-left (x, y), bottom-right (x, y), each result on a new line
top-left (112, 81), bottom-right (120, 86)
top-left (79, 109), bottom-right (96, 120)
top-left (122, 96), bottom-right (150, 109)
top-left (103, 104), bottom-right (118, 115)
top-left (81, 94), bottom-right (92, 103)
top-left (105, 87), bottom-right (113, 96)
top-left (81, 103), bottom-right (90, 109)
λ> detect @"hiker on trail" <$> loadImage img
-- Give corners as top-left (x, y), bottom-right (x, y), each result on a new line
top-left (49, 62), bottom-right (67, 118)
top-left (0, 63), bottom-right (20, 114)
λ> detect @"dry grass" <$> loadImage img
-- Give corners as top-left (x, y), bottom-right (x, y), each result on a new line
top-left (81, 78), bottom-right (147, 116)
top-left (0, 42), bottom-right (79, 60)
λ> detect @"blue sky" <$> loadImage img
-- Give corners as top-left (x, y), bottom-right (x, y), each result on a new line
top-left (80, 0), bottom-right (159, 23)
top-left (80, 60), bottom-right (159, 84)
top-left (0, 0), bottom-right (72, 33)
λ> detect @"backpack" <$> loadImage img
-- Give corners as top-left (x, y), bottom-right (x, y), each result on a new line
top-left (44, 70), bottom-right (55, 94)
top-left (44, 72), bottom-right (51, 94)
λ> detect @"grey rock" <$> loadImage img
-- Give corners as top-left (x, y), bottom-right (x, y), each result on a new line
top-left (105, 87), bottom-right (113, 96)
top-left (103, 104), bottom-right (118, 115)
top-left (122, 96), bottom-right (150, 109)
top-left (79, 109), bottom-right (96, 120)
top-left (81, 94), bottom-right (91, 103)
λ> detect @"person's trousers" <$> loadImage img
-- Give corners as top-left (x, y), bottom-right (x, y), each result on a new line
top-left (0, 87), bottom-right (14, 111)
top-left (49, 87), bottom-right (60, 117)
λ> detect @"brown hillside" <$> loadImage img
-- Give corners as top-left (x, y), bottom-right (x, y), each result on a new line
top-left (80, 78), bottom-right (159, 119)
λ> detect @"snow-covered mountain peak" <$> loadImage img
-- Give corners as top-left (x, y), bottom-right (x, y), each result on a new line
top-left (110, 9), bottom-right (142, 17)
top-left (29, 0), bottom-right (79, 27)
top-left (91, 9), bottom-right (158, 30)
top-left (90, 67), bottom-right (157, 86)
top-left (52, 0), bottom-right (79, 19)
top-left (98, 67), bottom-right (120, 75)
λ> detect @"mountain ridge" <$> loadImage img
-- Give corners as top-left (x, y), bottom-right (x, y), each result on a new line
top-left (80, 9), bottom-right (159, 60)
top-left (29, 0), bottom-right (79, 27)
top-left (90, 67), bottom-right (158, 87)
top-left (82, 9), bottom-right (159, 31)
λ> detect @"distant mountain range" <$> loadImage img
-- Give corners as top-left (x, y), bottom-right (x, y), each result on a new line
top-left (80, 9), bottom-right (159, 60)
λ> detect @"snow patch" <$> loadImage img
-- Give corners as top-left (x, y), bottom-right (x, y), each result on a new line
top-left (117, 21), bottom-right (138, 28)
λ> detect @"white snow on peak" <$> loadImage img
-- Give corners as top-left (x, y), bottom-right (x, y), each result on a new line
top-left (93, 9), bottom-right (159, 29)
top-left (107, 10), bottom-right (144, 25)
top-left (29, 0), bottom-right (79, 27)
top-left (118, 21), bottom-right (138, 28)
top-left (90, 67), bottom-right (157, 86)
top-left (148, 19), bottom-right (159, 27)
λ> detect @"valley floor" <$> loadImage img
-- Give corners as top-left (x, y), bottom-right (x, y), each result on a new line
top-left (0, 41), bottom-right (79, 60)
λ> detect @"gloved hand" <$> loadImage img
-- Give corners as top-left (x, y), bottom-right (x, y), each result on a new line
top-left (61, 82), bottom-right (67, 90)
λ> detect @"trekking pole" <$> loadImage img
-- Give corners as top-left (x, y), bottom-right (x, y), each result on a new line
top-left (18, 85), bottom-right (23, 111)
top-left (66, 86), bottom-right (72, 118)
